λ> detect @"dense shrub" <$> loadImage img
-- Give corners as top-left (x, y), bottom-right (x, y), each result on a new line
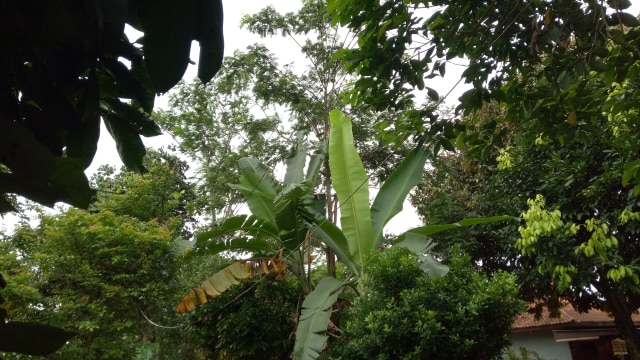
top-left (332, 247), bottom-right (524, 360)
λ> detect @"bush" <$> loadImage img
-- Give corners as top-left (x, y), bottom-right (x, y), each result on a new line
top-left (331, 247), bottom-right (524, 360)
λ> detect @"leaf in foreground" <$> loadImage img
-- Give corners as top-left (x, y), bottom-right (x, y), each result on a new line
top-left (294, 276), bottom-right (343, 360)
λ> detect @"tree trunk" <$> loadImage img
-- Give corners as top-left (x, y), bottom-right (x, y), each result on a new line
top-left (324, 158), bottom-right (336, 278)
top-left (601, 281), bottom-right (640, 360)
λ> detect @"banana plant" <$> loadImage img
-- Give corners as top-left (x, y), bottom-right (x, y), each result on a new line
top-left (292, 110), bottom-right (513, 360)
top-left (177, 138), bottom-right (325, 313)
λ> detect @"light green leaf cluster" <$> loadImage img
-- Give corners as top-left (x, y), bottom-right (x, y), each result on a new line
top-left (551, 264), bottom-right (577, 291)
top-left (496, 146), bottom-right (513, 170)
top-left (619, 209), bottom-right (640, 224)
top-left (516, 195), bottom-right (563, 255)
top-left (575, 218), bottom-right (618, 259)
top-left (607, 265), bottom-right (639, 285)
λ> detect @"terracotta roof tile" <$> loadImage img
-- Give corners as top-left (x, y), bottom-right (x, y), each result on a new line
top-left (513, 303), bottom-right (640, 330)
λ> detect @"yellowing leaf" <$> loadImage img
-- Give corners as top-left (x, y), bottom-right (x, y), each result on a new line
top-left (202, 279), bottom-right (221, 297)
top-left (176, 258), bottom-right (288, 313)
top-left (544, 9), bottom-right (551, 26)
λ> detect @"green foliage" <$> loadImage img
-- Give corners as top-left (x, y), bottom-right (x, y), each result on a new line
top-left (0, 0), bottom-right (224, 212)
top-left (3, 209), bottom-right (181, 359)
top-left (91, 149), bottom-right (197, 238)
top-left (0, 157), bottom-right (195, 358)
top-left (240, 0), bottom-right (409, 183)
top-left (186, 277), bottom-right (302, 360)
top-left (331, 247), bottom-right (524, 360)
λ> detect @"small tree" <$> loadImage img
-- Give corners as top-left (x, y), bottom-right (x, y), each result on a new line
top-left (332, 247), bottom-right (524, 360)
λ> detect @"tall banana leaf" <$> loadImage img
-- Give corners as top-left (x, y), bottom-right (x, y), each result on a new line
top-left (328, 109), bottom-right (373, 266)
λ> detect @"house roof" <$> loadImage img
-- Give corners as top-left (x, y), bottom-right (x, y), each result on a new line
top-left (513, 303), bottom-right (640, 331)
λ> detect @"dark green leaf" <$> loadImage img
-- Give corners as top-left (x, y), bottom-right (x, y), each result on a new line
top-left (143, 0), bottom-right (198, 93)
top-left (195, 0), bottom-right (225, 84)
top-left (426, 87), bottom-right (439, 101)
top-left (103, 113), bottom-right (147, 174)
top-left (49, 158), bottom-right (96, 209)
top-left (0, 322), bottom-right (74, 356)
top-left (67, 67), bottom-right (100, 169)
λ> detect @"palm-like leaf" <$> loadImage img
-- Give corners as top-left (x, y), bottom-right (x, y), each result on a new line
top-left (195, 215), bottom-right (280, 252)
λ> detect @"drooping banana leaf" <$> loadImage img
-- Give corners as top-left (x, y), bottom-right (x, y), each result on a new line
top-left (328, 110), bottom-right (373, 266)
top-left (370, 147), bottom-right (430, 248)
top-left (195, 215), bottom-right (280, 251)
top-left (230, 172), bottom-right (277, 223)
top-left (293, 276), bottom-right (344, 360)
top-left (177, 262), bottom-right (251, 313)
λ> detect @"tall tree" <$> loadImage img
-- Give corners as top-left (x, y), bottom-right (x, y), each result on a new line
top-left (0, 0), bottom-right (224, 213)
top-left (413, 76), bottom-right (640, 359)
top-left (153, 67), bottom-right (288, 223)
top-left (2, 209), bottom-right (182, 359)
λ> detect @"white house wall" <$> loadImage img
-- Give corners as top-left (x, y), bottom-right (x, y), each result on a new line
top-left (510, 330), bottom-right (572, 360)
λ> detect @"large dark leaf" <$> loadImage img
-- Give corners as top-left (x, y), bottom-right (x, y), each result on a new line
top-left (66, 67), bottom-right (100, 169)
top-left (0, 121), bottom-right (56, 180)
top-left (0, 322), bottom-right (74, 356)
top-left (195, 0), bottom-right (225, 84)
top-left (99, 58), bottom-right (152, 113)
top-left (143, 0), bottom-right (198, 93)
top-left (104, 98), bottom-right (162, 137)
top-left (49, 158), bottom-right (96, 209)
top-left (103, 112), bottom-right (147, 174)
